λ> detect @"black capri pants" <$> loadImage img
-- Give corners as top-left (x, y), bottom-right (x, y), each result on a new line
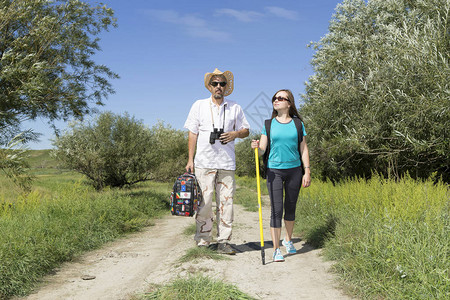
top-left (266, 167), bottom-right (303, 228)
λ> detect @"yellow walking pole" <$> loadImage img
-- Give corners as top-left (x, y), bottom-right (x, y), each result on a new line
top-left (254, 148), bottom-right (265, 265)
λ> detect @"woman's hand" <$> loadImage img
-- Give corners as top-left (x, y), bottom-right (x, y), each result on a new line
top-left (302, 170), bottom-right (311, 188)
top-left (251, 139), bottom-right (259, 149)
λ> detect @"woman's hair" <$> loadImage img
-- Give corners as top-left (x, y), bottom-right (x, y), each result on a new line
top-left (271, 89), bottom-right (303, 121)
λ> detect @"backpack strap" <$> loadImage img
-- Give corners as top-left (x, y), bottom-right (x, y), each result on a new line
top-left (262, 119), bottom-right (272, 170)
top-left (293, 117), bottom-right (305, 175)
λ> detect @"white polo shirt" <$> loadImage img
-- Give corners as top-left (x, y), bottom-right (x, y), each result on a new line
top-left (184, 97), bottom-right (250, 170)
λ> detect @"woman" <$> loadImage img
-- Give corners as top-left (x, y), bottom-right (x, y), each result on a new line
top-left (251, 89), bottom-right (311, 262)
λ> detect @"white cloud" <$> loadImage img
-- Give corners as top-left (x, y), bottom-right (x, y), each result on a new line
top-left (143, 9), bottom-right (206, 27)
top-left (141, 6), bottom-right (299, 42)
top-left (143, 9), bottom-right (231, 42)
top-left (186, 27), bottom-right (231, 41)
top-left (265, 6), bottom-right (299, 20)
top-left (215, 8), bottom-right (264, 22)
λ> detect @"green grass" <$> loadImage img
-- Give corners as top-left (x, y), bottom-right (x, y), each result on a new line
top-left (0, 157), bottom-right (173, 298)
top-left (234, 176), bottom-right (267, 211)
top-left (138, 274), bottom-right (255, 300)
top-left (179, 246), bottom-right (229, 263)
top-left (183, 223), bottom-right (197, 236)
top-left (26, 149), bottom-right (60, 169)
top-left (295, 174), bottom-right (449, 299)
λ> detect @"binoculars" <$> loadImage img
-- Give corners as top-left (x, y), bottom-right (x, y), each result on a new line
top-left (209, 128), bottom-right (226, 144)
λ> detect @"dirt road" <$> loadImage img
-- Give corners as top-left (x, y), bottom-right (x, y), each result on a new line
top-left (23, 199), bottom-right (352, 300)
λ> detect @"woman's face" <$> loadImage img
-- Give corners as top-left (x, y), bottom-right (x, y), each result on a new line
top-left (272, 91), bottom-right (291, 110)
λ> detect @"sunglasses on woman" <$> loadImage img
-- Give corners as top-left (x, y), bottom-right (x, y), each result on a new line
top-left (272, 96), bottom-right (289, 102)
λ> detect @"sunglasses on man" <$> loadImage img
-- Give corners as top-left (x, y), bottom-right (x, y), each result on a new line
top-left (210, 81), bottom-right (227, 87)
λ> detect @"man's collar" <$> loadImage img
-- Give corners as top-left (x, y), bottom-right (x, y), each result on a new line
top-left (210, 96), bottom-right (227, 107)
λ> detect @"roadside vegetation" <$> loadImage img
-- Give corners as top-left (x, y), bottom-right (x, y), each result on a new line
top-left (1, 153), bottom-right (448, 299)
top-left (228, 172), bottom-right (449, 299)
top-left (295, 174), bottom-right (449, 299)
top-left (0, 155), bottom-right (171, 298)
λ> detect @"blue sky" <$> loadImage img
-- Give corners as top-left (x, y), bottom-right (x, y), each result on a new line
top-left (27, 0), bottom-right (342, 149)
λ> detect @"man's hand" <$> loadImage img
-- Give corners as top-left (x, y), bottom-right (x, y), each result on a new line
top-left (186, 160), bottom-right (194, 173)
top-left (219, 131), bottom-right (238, 144)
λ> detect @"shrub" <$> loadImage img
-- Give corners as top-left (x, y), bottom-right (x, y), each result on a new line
top-left (53, 112), bottom-right (156, 189)
top-left (235, 133), bottom-right (260, 177)
top-left (0, 134), bottom-right (33, 191)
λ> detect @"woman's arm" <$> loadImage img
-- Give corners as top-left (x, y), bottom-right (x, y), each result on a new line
top-left (300, 137), bottom-right (311, 187)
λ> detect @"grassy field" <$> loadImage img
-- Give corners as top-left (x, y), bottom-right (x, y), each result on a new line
top-left (295, 175), bottom-right (449, 299)
top-left (1, 151), bottom-right (448, 299)
top-left (0, 150), bottom-right (173, 298)
top-left (26, 149), bottom-right (60, 170)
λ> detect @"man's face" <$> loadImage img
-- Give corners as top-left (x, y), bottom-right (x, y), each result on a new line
top-left (209, 76), bottom-right (227, 100)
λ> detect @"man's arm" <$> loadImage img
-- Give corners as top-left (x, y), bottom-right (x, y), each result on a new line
top-left (220, 128), bottom-right (249, 144)
top-left (186, 131), bottom-right (198, 172)
top-left (236, 128), bottom-right (250, 138)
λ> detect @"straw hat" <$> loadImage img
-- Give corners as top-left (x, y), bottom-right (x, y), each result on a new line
top-left (204, 68), bottom-right (234, 96)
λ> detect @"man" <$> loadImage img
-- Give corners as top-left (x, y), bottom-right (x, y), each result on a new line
top-left (184, 68), bottom-right (250, 255)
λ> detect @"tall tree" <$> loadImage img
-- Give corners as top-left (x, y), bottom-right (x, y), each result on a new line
top-left (0, 0), bottom-right (118, 143)
top-left (302, 0), bottom-right (450, 182)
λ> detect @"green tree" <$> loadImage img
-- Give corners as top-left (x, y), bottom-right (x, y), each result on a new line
top-left (0, 0), bottom-right (118, 140)
top-left (302, 0), bottom-right (450, 182)
top-left (0, 0), bottom-right (117, 189)
top-left (53, 112), bottom-right (155, 190)
top-left (147, 121), bottom-right (189, 182)
top-left (0, 133), bottom-right (32, 191)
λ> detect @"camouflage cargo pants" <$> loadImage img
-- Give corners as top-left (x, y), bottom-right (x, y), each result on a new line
top-left (194, 168), bottom-right (235, 245)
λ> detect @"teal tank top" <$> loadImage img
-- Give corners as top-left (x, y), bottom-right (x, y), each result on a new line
top-left (262, 118), bottom-right (307, 169)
